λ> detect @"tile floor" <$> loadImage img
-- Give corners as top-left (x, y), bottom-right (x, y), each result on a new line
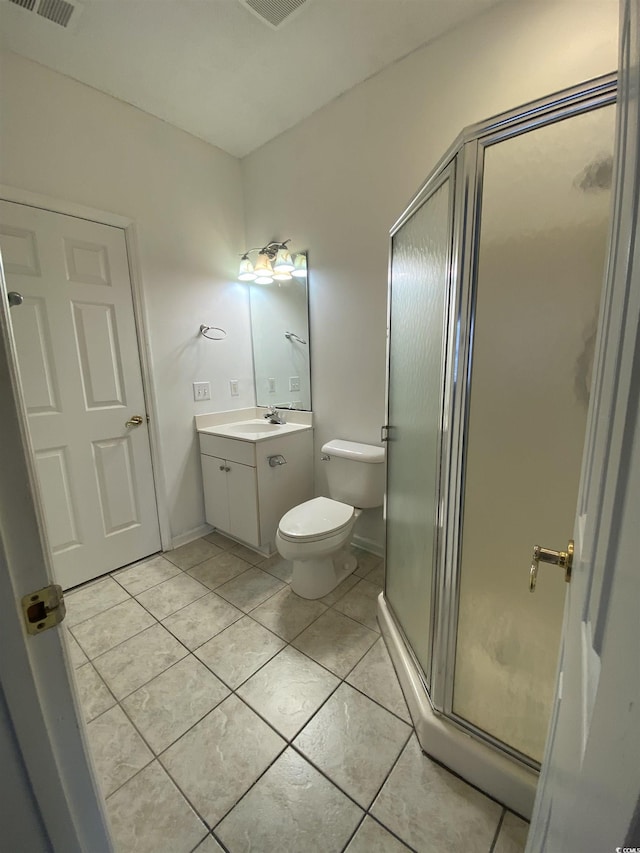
top-left (65, 534), bottom-right (529, 853)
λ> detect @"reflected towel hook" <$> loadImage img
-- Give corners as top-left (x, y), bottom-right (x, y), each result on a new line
top-left (285, 331), bottom-right (307, 345)
top-left (199, 324), bottom-right (227, 341)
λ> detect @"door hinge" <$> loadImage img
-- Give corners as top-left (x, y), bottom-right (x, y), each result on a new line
top-left (21, 584), bottom-right (66, 635)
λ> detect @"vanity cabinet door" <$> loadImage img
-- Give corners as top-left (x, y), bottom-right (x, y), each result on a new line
top-left (202, 454), bottom-right (230, 532)
top-left (227, 461), bottom-right (260, 547)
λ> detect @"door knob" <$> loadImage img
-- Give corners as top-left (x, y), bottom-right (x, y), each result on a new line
top-left (125, 415), bottom-right (144, 428)
top-left (529, 540), bottom-right (573, 592)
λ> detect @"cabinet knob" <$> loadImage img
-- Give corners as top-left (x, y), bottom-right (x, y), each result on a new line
top-left (219, 465), bottom-right (225, 471)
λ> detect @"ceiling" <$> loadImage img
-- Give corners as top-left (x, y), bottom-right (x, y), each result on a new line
top-left (0, 0), bottom-right (501, 158)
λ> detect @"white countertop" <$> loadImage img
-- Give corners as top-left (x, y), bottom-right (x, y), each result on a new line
top-left (197, 418), bottom-right (312, 443)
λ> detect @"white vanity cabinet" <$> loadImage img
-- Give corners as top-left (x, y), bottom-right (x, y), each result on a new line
top-left (199, 428), bottom-right (313, 554)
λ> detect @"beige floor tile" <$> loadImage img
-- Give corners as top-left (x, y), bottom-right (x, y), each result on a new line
top-left (136, 573), bottom-right (209, 620)
top-left (188, 551), bottom-right (252, 590)
top-left (112, 554), bottom-right (181, 596)
top-left (494, 811), bottom-right (529, 853)
top-left (292, 609), bottom-right (378, 677)
top-left (65, 576), bottom-right (129, 627)
top-left (106, 761), bottom-right (207, 853)
top-left (71, 598), bottom-right (155, 659)
top-left (294, 683), bottom-right (411, 808)
top-left (122, 656), bottom-right (229, 753)
top-left (87, 705), bottom-right (153, 797)
top-left (230, 542), bottom-right (264, 564)
top-left (216, 566), bottom-right (285, 612)
top-left (203, 531), bottom-right (235, 550)
top-left (346, 638), bottom-right (411, 723)
top-left (93, 623), bottom-right (188, 700)
top-left (73, 663), bottom-right (115, 722)
top-left (257, 553), bottom-right (293, 583)
top-left (193, 836), bottom-right (225, 852)
top-left (333, 578), bottom-right (381, 632)
top-left (250, 585), bottom-right (327, 641)
top-left (160, 695), bottom-right (285, 827)
top-left (216, 748), bottom-right (363, 853)
top-left (363, 562), bottom-right (385, 589)
top-left (320, 573), bottom-right (359, 606)
top-left (64, 629), bottom-right (88, 668)
top-left (344, 816), bottom-right (410, 852)
top-left (161, 592), bottom-right (243, 650)
top-left (371, 735), bottom-right (502, 851)
top-left (238, 647), bottom-right (338, 739)
top-left (351, 547), bottom-right (384, 578)
top-left (195, 616), bottom-right (285, 688)
top-left (165, 539), bottom-right (222, 571)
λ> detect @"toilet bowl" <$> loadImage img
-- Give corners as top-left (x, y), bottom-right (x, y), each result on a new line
top-left (276, 439), bottom-right (385, 599)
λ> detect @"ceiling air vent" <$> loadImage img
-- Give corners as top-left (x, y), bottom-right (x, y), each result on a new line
top-left (8, 0), bottom-right (82, 29)
top-left (9, 0), bottom-right (37, 10)
top-left (240, 0), bottom-right (309, 29)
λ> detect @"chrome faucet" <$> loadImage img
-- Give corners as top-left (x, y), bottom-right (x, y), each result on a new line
top-left (264, 406), bottom-right (286, 425)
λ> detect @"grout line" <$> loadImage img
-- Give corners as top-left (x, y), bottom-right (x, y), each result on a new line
top-left (489, 807), bottom-right (507, 853)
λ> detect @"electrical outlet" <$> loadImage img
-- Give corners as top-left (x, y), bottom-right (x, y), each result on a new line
top-left (289, 376), bottom-right (301, 392)
top-left (193, 381), bottom-right (211, 401)
top-left (267, 377), bottom-right (276, 394)
top-left (229, 379), bottom-right (239, 397)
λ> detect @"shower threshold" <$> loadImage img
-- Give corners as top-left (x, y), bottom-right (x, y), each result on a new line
top-left (377, 592), bottom-right (538, 819)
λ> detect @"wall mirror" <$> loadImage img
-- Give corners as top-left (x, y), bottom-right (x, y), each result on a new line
top-left (249, 270), bottom-right (311, 410)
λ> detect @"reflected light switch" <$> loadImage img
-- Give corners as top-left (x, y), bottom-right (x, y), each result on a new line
top-left (193, 381), bottom-right (210, 401)
top-left (267, 378), bottom-right (276, 394)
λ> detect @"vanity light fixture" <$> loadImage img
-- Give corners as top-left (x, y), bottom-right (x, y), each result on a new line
top-left (291, 252), bottom-right (307, 279)
top-left (237, 240), bottom-right (306, 285)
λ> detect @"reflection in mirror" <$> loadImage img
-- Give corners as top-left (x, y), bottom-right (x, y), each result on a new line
top-left (249, 272), bottom-right (311, 410)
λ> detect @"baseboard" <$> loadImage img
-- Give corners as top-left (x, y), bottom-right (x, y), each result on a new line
top-left (169, 524), bottom-right (213, 550)
top-left (351, 534), bottom-right (384, 557)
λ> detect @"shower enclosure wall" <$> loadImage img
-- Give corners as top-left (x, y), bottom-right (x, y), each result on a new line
top-left (379, 75), bottom-right (616, 818)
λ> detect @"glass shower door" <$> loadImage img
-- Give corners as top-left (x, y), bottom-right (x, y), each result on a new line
top-left (452, 103), bottom-right (616, 763)
top-left (385, 167), bottom-right (455, 686)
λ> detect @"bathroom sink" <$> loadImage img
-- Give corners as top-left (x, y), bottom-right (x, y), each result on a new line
top-left (231, 422), bottom-right (282, 433)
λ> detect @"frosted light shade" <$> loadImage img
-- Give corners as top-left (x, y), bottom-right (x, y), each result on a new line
top-left (273, 247), bottom-right (294, 273)
top-left (291, 253), bottom-right (307, 278)
top-left (254, 275), bottom-right (274, 284)
top-left (273, 271), bottom-right (292, 281)
top-left (238, 257), bottom-right (256, 281)
top-left (254, 252), bottom-right (274, 276)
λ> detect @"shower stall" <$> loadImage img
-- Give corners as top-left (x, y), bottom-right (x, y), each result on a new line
top-left (379, 74), bottom-right (616, 818)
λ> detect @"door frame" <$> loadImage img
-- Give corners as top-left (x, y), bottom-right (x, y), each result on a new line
top-left (0, 183), bottom-right (171, 557)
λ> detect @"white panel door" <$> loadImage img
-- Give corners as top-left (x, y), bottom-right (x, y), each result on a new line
top-left (0, 200), bottom-right (161, 589)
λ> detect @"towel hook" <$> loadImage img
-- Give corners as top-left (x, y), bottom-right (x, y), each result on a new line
top-left (199, 324), bottom-right (227, 341)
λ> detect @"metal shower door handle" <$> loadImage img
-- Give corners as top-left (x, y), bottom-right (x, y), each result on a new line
top-left (529, 540), bottom-right (574, 592)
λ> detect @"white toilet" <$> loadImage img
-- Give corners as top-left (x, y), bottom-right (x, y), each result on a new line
top-left (276, 439), bottom-right (385, 599)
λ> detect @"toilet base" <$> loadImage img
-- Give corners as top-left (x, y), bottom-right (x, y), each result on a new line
top-left (291, 549), bottom-right (358, 600)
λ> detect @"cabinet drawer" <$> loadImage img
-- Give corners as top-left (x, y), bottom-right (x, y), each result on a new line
top-left (199, 433), bottom-right (256, 466)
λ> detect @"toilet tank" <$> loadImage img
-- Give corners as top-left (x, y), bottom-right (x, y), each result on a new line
top-left (321, 439), bottom-right (385, 508)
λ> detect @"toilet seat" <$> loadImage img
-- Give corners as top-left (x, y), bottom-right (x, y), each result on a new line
top-left (278, 496), bottom-right (354, 543)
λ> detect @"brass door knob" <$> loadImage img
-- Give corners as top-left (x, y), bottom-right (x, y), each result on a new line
top-left (529, 540), bottom-right (574, 592)
top-left (125, 415), bottom-right (144, 428)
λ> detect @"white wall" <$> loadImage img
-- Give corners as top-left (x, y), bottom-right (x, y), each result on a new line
top-left (241, 0), bottom-right (619, 549)
top-left (0, 49), bottom-right (250, 542)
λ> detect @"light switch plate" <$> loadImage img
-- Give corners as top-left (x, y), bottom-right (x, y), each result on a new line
top-left (267, 377), bottom-right (276, 394)
top-left (289, 376), bottom-right (301, 392)
top-left (193, 381), bottom-right (211, 401)
top-left (229, 379), bottom-right (239, 397)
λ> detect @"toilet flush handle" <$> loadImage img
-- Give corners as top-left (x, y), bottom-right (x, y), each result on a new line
top-left (321, 454), bottom-right (331, 462)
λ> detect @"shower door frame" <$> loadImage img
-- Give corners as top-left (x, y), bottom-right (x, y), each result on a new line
top-left (383, 72), bottom-right (618, 774)
top-left (384, 154), bottom-right (460, 694)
